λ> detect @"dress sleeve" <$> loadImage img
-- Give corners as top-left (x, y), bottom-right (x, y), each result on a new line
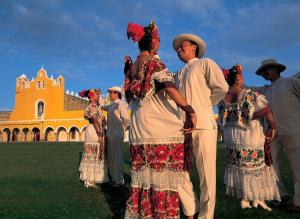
top-left (253, 92), bottom-right (269, 111)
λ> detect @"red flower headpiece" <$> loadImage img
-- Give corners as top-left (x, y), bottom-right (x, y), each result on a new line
top-left (79, 88), bottom-right (100, 100)
top-left (127, 20), bottom-right (159, 43)
top-left (222, 64), bottom-right (243, 81)
top-left (127, 22), bottom-right (145, 42)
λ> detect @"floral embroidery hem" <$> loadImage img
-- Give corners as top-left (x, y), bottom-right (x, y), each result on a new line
top-left (125, 187), bottom-right (180, 219)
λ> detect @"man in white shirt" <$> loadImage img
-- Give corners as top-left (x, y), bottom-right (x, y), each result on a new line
top-left (101, 86), bottom-right (130, 187)
top-left (172, 34), bottom-right (229, 219)
top-left (250, 59), bottom-right (300, 212)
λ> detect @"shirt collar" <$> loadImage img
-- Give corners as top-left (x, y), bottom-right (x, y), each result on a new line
top-left (113, 99), bottom-right (121, 103)
top-left (187, 58), bottom-right (198, 64)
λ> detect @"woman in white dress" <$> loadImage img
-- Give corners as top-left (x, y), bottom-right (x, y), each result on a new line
top-left (124, 21), bottom-right (198, 219)
top-left (218, 64), bottom-right (280, 211)
top-left (78, 88), bottom-right (109, 188)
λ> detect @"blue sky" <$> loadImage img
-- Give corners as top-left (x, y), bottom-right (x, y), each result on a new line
top-left (0, 0), bottom-right (299, 110)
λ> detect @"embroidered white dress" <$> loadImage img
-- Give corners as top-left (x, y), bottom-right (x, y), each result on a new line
top-left (218, 89), bottom-right (280, 201)
top-left (79, 103), bottom-right (109, 184)
top-left (124, 56), bottom-right (186, 218)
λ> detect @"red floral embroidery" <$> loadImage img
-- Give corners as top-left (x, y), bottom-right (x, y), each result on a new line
top-left (126, 188), bottom-right (180, 219)
top-left (124, 56), bottom-right (166, 102)
top-left (130, 143), bottom-right (185, 172)
top-left (130, 145), bottom-right (146, 171)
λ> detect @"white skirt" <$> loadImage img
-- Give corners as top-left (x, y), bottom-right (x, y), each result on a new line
top-left (79, 124), bottom-right (109, 183)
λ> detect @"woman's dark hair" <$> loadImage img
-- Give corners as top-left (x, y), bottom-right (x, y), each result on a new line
top-left (189, 41), bottom-right (199, 57)
top-left (138, 27), bottom-right (153, 51)
top-left (117, 92), bottom-right (122, 99)
top-left (227, 67), bottom-right (239, 87)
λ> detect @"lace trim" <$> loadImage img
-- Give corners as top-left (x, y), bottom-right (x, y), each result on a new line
top-left (224, 165), bottom-right (281, 201)
top-left (79, 159), bottom-right (109, 183)
top-left (130, 137), bottom-right (184, 145)
top-left (130, 168), bottom-right (186, 191)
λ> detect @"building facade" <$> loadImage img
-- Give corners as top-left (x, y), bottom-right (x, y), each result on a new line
top-left (0, 67), bottom-right (89, 142)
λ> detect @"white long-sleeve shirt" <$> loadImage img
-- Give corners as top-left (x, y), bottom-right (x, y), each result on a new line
top-left (101, 99), bottom-right (130, 138)
top-left (247, 77), bottom-right (300, 135)
top-left (175, 58), bottom-right (229, 130)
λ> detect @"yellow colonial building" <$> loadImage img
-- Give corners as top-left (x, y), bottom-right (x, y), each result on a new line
top-left (0, 67), bottom-right (91, 142)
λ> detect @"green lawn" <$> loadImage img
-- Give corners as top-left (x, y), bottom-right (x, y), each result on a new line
top-left (0, 142), bottom-right (298, 219)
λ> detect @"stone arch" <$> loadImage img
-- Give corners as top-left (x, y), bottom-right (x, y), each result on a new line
top-left (22, 128), bottom-right (30, 142)
top-left (68, 126), bottom-right (80, 141)
top-left (81, 126), bottom-right (87, 142)
top-left (3, 128), bottom-right (11, 142)
top-left (12, 128), bottom-right (20, 142)
top-left (32, 127), bottom-right (40, 141)
top-left (45, 127), bottom-right (55, 142)
top-left (57, 127), bottom-right (67, 142)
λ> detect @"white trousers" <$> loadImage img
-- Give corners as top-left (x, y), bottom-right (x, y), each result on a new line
top-left (178, 129), bottom-right (217, 219)
top-left (107, 137), bottom-right (124, 184)
top-left (271, 134), bottom-right (300, 206)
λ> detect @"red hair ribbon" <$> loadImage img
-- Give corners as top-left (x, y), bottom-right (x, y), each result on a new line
top-left (222, 69), bottom-right (230, 80)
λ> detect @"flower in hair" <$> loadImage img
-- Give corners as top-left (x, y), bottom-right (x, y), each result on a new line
top-left (235, 64), bottom-right (243, 74)
top-left (79, 89), bottom-right (87, 97)
top-left (127, 22), bottom-right (145, 42)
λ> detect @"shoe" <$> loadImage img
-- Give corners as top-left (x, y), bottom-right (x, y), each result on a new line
top-left (240, 200), bottom-right (252, 209)
top-left (253, 200), bottom-right (272, 211)
top-left (269, 196), bottom-right (289, 208)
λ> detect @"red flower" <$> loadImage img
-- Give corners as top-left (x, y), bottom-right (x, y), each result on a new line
top-left (130, 145), bottom-right (145, 171)
top-left (79, 89), bottom-right (87, 97)
top-left (127, 22), bottom-right (145, 42)
top-left (170, 144), bottom-right (184, 162)
top-left (252, 151), bottom-right (258, 159)
top-left (153, 191), bottom-right (167, 212)
top-left (154, 145), bottom-right (170, 161)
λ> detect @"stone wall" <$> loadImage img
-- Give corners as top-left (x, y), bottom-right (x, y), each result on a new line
top-left (64, 94), bottom-right (88, 111)
top-left (0, 111), bottom-right (12, 121)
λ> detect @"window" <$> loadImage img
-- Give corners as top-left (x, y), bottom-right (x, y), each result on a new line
top-left (37, 101), bottom-right (44, 117)
top-left (42, 80), bottom-right (46, 89)
top-left (58, 78), bottom-right (62, 87)
top-left (37, 81), bottom-right (41, 89)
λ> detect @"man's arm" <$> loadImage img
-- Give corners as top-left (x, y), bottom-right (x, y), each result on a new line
top-left (290, 77), bottom-right (300, 100)
top-left (205, 59), bottom-right (229, 106)
top-left (119, 102), bottom-right (130, 129)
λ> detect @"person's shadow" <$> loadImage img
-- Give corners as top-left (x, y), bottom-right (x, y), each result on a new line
top-left (101, 173), bottom-right (131, 219)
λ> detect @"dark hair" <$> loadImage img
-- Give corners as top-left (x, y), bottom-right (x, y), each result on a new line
top-left (138, 27), bottom-right (153, 51)
top-left (227, 67), bottom-right (240, 87)
top-left (117, 92), bottom-right (122, 99)
top-left (189, 41), bottom-right (199, 57)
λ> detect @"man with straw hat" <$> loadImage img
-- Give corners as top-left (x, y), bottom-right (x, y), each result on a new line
top-left (101, 86), bottom-right (130, 187)
top-left (172, 34), bottom-right (228, 219)
top-left (250, 58), bottom-right (300, 212)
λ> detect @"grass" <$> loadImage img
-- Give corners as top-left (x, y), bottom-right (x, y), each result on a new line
top-left (0, 142), bottom-right (298, 219)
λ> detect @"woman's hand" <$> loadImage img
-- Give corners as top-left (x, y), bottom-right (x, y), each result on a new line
top-left (182, 113), bottom-right (197, 133)
top-left (124, 56), bottom-right (132, 65)
top-left (265, 128), bottom-right (276, 141)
